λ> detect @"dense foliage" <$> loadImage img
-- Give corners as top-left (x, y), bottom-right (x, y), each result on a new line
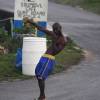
top-left (0, 27), bottom-right (22, 53)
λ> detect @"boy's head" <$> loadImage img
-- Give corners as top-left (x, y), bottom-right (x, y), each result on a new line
top-left (52, 23), bottom-right (62, 34)
top-left (52, 23), bottom-right (62, 35)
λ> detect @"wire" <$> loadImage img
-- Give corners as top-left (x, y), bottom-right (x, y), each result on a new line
top-left (0, 17), bottom-right (13, 22)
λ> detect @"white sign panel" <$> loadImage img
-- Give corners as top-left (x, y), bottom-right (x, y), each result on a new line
top-left (14, 0), bottom-right (48, 21)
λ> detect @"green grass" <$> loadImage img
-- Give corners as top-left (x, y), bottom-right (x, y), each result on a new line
top-left (81, 1), bottom-right (100, 13)
top-left (50, 0), bottom-right (100, 14)
top-left (0, 41), bottom-right (83, 81)
top-left (53, 41), bottom-right (83, 73)
top-left (0, 54), bottom-right (32, 81)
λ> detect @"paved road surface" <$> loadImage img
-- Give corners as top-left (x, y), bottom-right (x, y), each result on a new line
top-left (0, 1), bottom-right (100, 100)
top-left (0, 0), bottom-right (14, 12)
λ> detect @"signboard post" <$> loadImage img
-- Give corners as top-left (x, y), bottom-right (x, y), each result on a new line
top-left (14, 0), bottom-right (48, 36)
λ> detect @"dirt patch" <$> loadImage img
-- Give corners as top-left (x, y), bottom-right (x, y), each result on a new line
top-left (83, 49), bottom-right (95, 61)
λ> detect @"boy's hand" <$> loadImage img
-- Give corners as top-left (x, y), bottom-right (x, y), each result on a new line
top-left (23, 17), bottom-right (40, 27)
top-left (23, 17), bottom-right (39, 23)
top-left (23, 17), bottom-right (32, 23)
top-left (32, 18), bottom-right (39, 23)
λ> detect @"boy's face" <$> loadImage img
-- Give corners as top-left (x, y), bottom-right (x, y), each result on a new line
top-left (52, 23), bottom-right (62, 33)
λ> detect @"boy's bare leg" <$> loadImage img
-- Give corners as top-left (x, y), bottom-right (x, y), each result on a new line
top-left (37, 78), bottom-right (46, 100)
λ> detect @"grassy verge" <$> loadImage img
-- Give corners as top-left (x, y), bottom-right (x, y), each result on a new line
top-left (0, 41), bottom-right (83, 82)
top-left (53, 41), bottom-right (83, 74)
top-left (0, 54), bottom-right (33, 81)
top-left (50, 0), bottom-right (100, 14)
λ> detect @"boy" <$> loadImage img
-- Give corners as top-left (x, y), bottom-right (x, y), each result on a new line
top-left (26, 19), bottom-right (71, 100)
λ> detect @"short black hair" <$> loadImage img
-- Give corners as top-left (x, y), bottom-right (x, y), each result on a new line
top-left (52, 23), bottom-right (62, 35)
top-left (52, 23), bottom-right (62, 30)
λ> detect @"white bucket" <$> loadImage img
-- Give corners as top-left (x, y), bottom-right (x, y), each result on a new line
top-left (22, 37), bottom-right (47, 76)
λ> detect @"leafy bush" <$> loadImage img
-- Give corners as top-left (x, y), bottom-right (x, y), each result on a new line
top-left (0, 27), bottom-right (8, 43)
top-left (2, 37), bottom-right (23, 53)
top-left (0, 26), bottom-right (23, 53)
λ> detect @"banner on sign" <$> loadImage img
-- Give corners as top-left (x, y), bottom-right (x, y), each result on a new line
top-left (14, 0), bottom-right (48, 21)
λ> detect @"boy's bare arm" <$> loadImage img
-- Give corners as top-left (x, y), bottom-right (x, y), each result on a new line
top-left (27, 19), bottom-right (56, 38)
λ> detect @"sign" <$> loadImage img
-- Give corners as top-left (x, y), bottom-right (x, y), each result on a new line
top-left (14, 0), bottom-right (48, 21)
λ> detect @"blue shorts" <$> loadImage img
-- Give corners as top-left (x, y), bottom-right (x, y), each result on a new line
top-left (35, 54), bottom-right (55, 80)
